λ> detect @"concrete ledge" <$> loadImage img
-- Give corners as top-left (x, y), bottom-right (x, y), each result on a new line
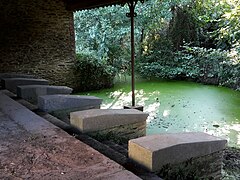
top-left (3, 78), bottom-right (49, 93)
top-left (17, 85), bottom-right (73, 104)
top-left (129, 132), bottom-right (227, 173)
top-left (38, 95), bottom-right (102, 112)
top-left (70, 109), bottom-right (148, 133)
top-left (0, 91), bottom-right (57, 135)
top-left (0, 73), bottom-right (35, 87)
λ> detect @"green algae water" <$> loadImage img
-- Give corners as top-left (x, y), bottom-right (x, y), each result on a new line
top-left (79, 80), bottom-right (240, 147)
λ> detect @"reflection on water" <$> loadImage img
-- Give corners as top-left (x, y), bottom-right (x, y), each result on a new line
top-left (80, 80), bottom-right (240, 147)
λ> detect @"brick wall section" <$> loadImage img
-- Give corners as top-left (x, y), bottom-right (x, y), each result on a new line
top-left (0, 0), bottom-right (76, 88)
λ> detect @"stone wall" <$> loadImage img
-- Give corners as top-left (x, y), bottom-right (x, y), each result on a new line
top-left (0, 0), bottom-right (76, 88)
top-left (158, 151), bottom-right (223, 180)
top-left (89, 121), bottom-right (146, 144)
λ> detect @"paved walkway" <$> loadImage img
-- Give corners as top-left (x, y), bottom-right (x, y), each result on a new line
top-left (0, 91), bottom-right (140, 179)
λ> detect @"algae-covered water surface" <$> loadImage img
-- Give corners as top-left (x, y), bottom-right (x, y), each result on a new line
top-left (79, 80), bottom-right (240, 147)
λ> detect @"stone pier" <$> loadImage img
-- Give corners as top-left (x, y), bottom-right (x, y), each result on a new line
top-left (70, 109), bottom-right (148, 142)
top-left (129, 132), bottom-right (227, 179)
top-left (2, 78), bottom-right (49, 93)
top-left (38, 95), bottom-right (102, 123)
top-left (17, 85), bottom-right (73, 104)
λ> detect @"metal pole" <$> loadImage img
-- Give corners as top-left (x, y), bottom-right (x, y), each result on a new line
top-left (127, 1), bottom-right (136, 107)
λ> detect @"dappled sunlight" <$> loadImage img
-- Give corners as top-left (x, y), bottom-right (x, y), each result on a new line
top-left (82, 81), bottom-right (240, 147)
top-left (135, 89), bottom-right (149, 106)
top-left (163, 109), bottom-right (171, 117)
top-left (108, 90), bottom-right (124, 99)
top-left (101, 89), bottom-right (149, 109)
top-left (203, 122), bottom-right (240, 146)
top-left (145, 102), bottom-right (161, 123)
top-left (230, 124), bottom-right (240, 132)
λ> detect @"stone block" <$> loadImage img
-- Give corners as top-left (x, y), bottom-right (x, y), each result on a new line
top-left (38, 95), bottom-right (102, 112)
top-left (129, 132), bottom-right (227, 173)
top-left (0, 73), bottom-right (35, 80)
top-left (70, 109), bottom-right (148, 133)
top-left (38, 95), bottom-right (102, 123)
top-left (70, 109), bottom-right (148, 141)
top-left (0, 73), bottom-right (35, 88)
top-left (17, 85), bottom-right (73, 104)
top-left (3, 78), bottom-right (49, 93)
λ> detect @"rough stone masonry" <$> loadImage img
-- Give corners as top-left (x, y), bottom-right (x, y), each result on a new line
top-left (0, 0), bottom-right (76, 88)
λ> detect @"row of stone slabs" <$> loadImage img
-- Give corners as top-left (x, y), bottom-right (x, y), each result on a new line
top-left (0, 73), bottom-right (227, 178)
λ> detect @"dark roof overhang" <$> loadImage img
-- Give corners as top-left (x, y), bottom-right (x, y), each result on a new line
top-left (65, 0), bottom-right (140, 11)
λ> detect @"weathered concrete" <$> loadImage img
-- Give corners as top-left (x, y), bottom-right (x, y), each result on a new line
top-left (70, 109), bottom-right (148, 133)
top-left (129, 132), bottom-right (227, 173)
top-left (0, 73), bottom-right (36, 87)
top-left (17, 85), bottom-right (73, 104)
top-left (38, 95), bottom-right (102, 112)
top-left (70, 109), bottom-right (148, 141)
top-left (3, 78), bottom-right (49, 93)
top-left (0, 91), bottom-right (56, 135)
top-left (38, 95), bottom-right (102, 123)
top-left (0, 91), bottom-right (141, 179)
top-left (0, 74), bottom-right (36, 90)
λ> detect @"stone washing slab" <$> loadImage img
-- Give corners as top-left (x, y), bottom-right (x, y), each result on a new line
top-left (0, 73), bottom-right (35, 81)
top-left (70, 109), bottom-right (148, 133)
top-left (0, 73), bottom-right (36, 83)
top-left (38, 95), bottom-right (102, 112)
top-left (128, 132), bottom-right (227, 172)
top-left (0, 73), bottom-right (35, 88)
top-left (17, 85), bottom-right (73, 104)
top-left (3, 78), bottom-right (49, 93)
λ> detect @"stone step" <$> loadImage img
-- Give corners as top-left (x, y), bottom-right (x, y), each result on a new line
top-left (0, 73), bottom-right (36, 88)
top-left (2, 78), bottom-right (48, 93)
top-left (38, 95), bottom-right (102, 112)
top-left (17, 85), bottom-right (73, 104)
top-left (0, 73), bottom-right (35, 81)
top-left (129, 132), bottom-right (227, 178)
top-left (70, 109), bottom-right (148, 141)
top-left (38, 95), bottom-right (102, 122)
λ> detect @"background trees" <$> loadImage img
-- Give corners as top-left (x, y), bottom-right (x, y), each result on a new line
top-left (74, 0), bottom-right (240, 91)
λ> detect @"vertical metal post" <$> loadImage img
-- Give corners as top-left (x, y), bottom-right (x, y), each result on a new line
top-left (127, 0), bottom-right (137, 107)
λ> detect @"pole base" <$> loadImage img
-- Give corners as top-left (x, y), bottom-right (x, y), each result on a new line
top-left (124, 105), bottom-right (144, 112)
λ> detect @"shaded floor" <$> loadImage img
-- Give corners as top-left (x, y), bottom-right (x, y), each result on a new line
top-left (0, 91), bottom-right (140, 179)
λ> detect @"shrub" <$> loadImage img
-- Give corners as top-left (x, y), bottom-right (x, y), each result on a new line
top-left (74, 53), bottom-right (116, 92)
top-left (137, 45), bottom-right (240, 90)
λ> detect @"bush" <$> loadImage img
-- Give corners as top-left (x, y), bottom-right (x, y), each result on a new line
top-left (137, 45), bottom-right (240, 90)
top-left (74, 53), bottom-right (116, 92)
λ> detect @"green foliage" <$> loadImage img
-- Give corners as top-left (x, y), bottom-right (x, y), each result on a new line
top-left (214, 4), bottom-right (240, 50)
top-left (74, 0), bottom-right (240, 91)
top-left (74, 53), bottom-right (116, 91)
top-left (168, 5), bottom-right (199, 49)
top-left (138, 45), bottom-right (240, 90)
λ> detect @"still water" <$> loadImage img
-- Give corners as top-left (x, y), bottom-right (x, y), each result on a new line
top-left (80, 80), bottom-right (240, 147)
